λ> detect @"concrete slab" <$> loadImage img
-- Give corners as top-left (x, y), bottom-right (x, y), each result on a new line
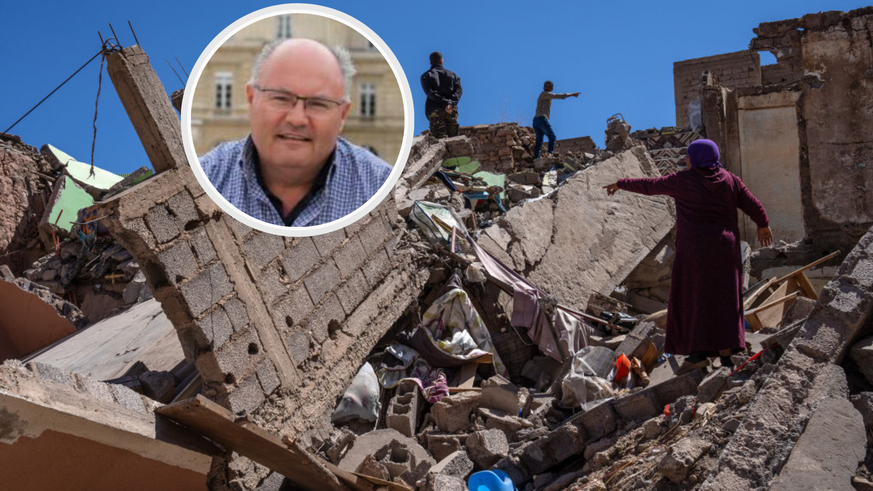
top-left (30, 299), bottom-right (184, 381)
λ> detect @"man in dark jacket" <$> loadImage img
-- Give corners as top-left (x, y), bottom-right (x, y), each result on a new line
top-left (420, 52), bottom-right (462, 138)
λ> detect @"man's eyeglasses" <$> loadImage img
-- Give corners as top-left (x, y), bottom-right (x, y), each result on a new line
top-left (252, 85), bottom-right (346, 116)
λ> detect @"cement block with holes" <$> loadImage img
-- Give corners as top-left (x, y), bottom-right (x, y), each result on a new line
top-left (223, 374), bottom-right (265, 415)
top-left (194, 307), bottom-right (233, 349)
top-left (157, 240), bottom-right (198, 285)
top-left (214, 328), bottom-right (263, 384)
top-left (271, 286), bottom-right (314, 330)
top-left (306, 293), bottom-right (344, 343)
top-left (386, 380), bottom-right (424, 437)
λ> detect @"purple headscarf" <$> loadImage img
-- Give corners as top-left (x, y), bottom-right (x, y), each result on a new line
top-left (687, 139), bottom-right (722, 169)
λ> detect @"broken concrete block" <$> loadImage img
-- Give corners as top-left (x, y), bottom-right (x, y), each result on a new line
top-left (519, 423), bottom-right (586, 475)
top-left (479, 375), bottom-right (522, 416)
top-left (356, 454), bottom-right (390, 481)
top-left (425, 450), bottom-right (474, 486)
top-left (427, 433), bottom-right (467, 462)
top-left (769, 397), bottom-right (865, 491)
top-left (697, 367), bottom-right (731, 404)
top-left (657, 437), bottom-right (711, 483)
top-left (424, 474), bottom-right (466, 491)
top-left (466, 429), bottom-right (509, 469)
top-left (339, 429), bottom-right (435, 475)
top-left (479, 407), bottom-right (534, 437)
top-left (432, 391), bottom-right (480, 433)
top-left (576, 401), bottom-right (617, 441)
top-left (386, 379), bottom-right (424, 437)
top-left (613, 390), bottom-right (659, 422)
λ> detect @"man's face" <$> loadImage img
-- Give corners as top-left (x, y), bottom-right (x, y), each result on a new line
top-left (247, 40), bottom-right (351, 177)
top-left (544, 82), bottom-right (554, 92)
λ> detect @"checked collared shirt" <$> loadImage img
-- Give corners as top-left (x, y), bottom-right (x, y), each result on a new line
top-left (200, 136), bottom-right (392, 227)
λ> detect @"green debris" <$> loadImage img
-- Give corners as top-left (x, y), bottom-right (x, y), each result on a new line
top-left (46, 144), bottom-right (124, 190)
top-left (473, 171), bottom-right (506, 202)
top-left (443, 156), bottom-right (481, 175)
top-left (48, 177), bottom-right (94, 233)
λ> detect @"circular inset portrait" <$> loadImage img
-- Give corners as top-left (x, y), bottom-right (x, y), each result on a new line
top-left (182, 4), bottom-right (412, 236)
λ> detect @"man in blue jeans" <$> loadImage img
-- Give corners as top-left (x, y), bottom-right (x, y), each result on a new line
top-left (532, 81), bottom-right (579, 159)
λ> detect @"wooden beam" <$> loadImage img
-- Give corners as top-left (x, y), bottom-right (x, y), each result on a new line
top-left (774, 250), bottom-right (841, 284)
top-left (157, 395), bottom-right (350, 491)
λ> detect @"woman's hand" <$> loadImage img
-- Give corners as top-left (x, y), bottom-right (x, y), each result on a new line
top-left (603, 183), bottom-right (620, 196)
top-left (757, 226), bottom-right (773, 247)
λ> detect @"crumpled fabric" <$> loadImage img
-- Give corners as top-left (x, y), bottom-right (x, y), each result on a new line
top-left (467, 232), bottom-right (591, 363)
top-left (331, 362), bottom-right (380, 423)
top-left (421, 283), bottom-right (508, 377)
top-left (562, 349), bottom-right (616, 407)
top-left (375, 343), bottom-right (451, 403)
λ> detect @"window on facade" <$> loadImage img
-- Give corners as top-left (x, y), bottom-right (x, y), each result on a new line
top-left (215, 72), bottom-right (233, 111)
top-left (276, 15), bottom-right (293, 39)
top-left (360, 83), bottom-right (376, 118)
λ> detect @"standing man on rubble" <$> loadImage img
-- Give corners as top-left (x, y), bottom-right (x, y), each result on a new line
top-left (199, 38), bottom-right (392, 227)
top-left (420, 52), bottom-right (462, 138)
top-left (603, 139), bottom-right (773, 372)
top-left (532, 81), bottom-right (579, 159)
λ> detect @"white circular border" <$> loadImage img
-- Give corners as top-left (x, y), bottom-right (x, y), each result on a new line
top-left (181, 4), bottom-right (413, 237)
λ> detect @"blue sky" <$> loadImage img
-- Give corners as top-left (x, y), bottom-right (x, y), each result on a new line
top-left (2, 1), bottom-right (869, 174)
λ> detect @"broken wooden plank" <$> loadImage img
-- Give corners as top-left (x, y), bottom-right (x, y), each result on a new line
top-left (774, 250), bottom-right (841, 285)
top-left (744, 277), bottom-right (778, 311)
top-left (449, 353), bottom-right (494, 393)
top-left (746, 282), bottom-right (797, 331)
top-left (157, 395), bottom-right (349, 491)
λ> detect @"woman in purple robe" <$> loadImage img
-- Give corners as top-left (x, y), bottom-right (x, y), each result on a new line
top-left (604, 139), bottom-right (773, 371)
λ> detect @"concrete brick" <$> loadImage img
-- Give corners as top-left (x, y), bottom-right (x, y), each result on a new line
top-left (223, 296), bottom-right (250, 331)
top-left (651, 373), bottom-right (702, 407)
top-left (614, 391), bottom-right (661, 422)
top-left (520, 424), bottom-right (585, 475)
top-left (480, 375), bottom-right (522, 415)
top-left (426, 450), bottom-right (474, 483)
top-left (180, 262), bottom-right (233, 316)
top-left (466, 429), bottom-right (509, 469)
top-left (125, 217), bottom-right (156, 249)
top-left (110, 383), bottom-right (147, 414)
top-left (343, 220), bottom-right (362, 236)
top-left (215, 327), bottom-right (263, 384)
top-left (577, 402), bottom-right (617, 440)
top-left (281, 237), bottom-right (320, 282)
top-left (386, 380), bottom-right (424, 437)
top-left (195, 307), bottom-right (234, 348)
top-left (167, 191), bottom-right (200, 228)
top-left (333, 235), bottom-right (367, 278)
top-left (230, 217), bottom-right (253, 240)
top-left (145, 205), bottom-right (181, 244)
top-left (427, 434), bottom-right (467, 462)
top-left (258, 264), bottom-right (286, 304)
top-left (243, 231), bottom-right (285, 269)
top-left (433, 392), bottom-right (480, 433)
top-left (304, 259), bottom-right (341, 305)
top-left (190, 228), bottom-right (216, 266)
top-left (285, 329), bottom-right (310, 367)
top-left (256, 360), bottom-right (280, 395)
top-left (306, 293), bottom-right (344, 343)
top-left (337, 270), bottom-right (369, 315)
top-left (157, 239), bottom-right (198, 285)
top-left (225, 374), bottom-right (265, 415)
top-left (358, 216), bottom-right (392, 254)
top-left (481, 408), bottom-right (534, 437)
top-left (362, 248), bottom-right (391, 286)
top-left (312, 229), bottom-right (345, 256)
top-left (271, 286), bottom-right (314, 330)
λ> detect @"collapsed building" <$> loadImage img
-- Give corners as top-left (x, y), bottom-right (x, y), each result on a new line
top-left (1, 7), bottom-right (872, 491)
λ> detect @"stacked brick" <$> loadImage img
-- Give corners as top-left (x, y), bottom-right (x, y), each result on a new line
top-left (100, 165), bottom-right (424, 432)
top-left (458, 123), bottom-right (535, 172)
top-left (673, 50), bottom-right (762, 128)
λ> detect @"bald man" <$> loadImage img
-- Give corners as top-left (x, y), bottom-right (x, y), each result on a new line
top-left (200, 38), bottom-right (392, 227)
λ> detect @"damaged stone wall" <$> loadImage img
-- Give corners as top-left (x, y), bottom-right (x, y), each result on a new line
top-left (478, 146), bottom-right (675, 309)
top-left (702, 8), bottom-right (873, 251)
top-left (0, 134), bottom-right (52, 275)
top-left (673, 50), bottom-right (762, 128)
top-left (100, 167), bottom-right (426, 434)
top-left (458, 123), bottom-right (534, 172)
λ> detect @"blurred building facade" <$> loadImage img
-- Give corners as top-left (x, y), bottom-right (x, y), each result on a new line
top-left (191, 14), bottom-right (403, 164)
